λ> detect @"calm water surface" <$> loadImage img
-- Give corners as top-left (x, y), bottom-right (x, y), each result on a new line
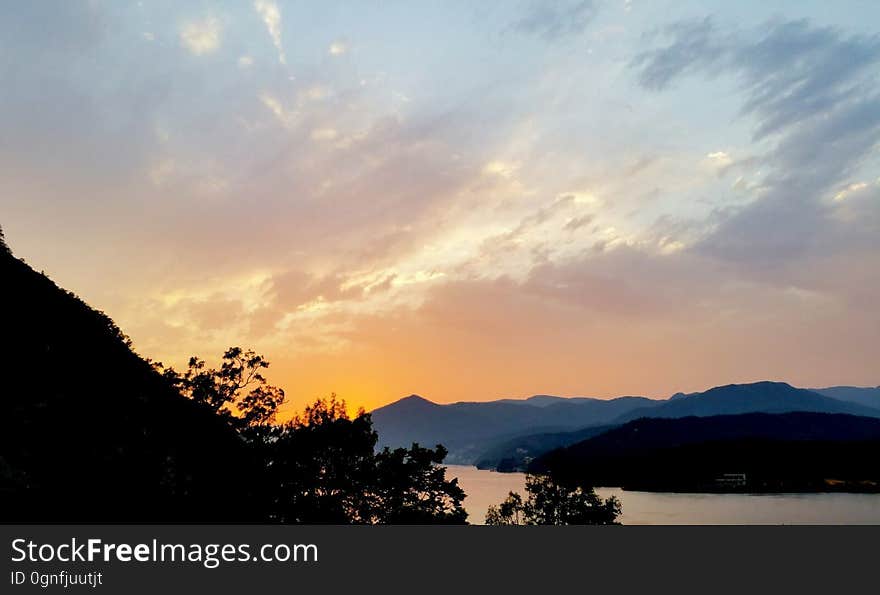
top-left (447, 465), bottom-right (880, 525)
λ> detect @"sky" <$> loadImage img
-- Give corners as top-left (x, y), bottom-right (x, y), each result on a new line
top-left (2, 1), bottom-right (879, 414)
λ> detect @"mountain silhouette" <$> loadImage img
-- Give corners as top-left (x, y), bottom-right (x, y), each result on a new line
top-left (532, 411), bottom-right (880, 492)
top-left (476, 382), bottom-right (880, 472)
top-left (474, 425), bottom-right (614, 472)
top-left (371, 394), bottom-right (657, 463)
top-left (611, 381), bottom-right (880, 424)
top-left (812, 386), bottom-right (880, 409)
top-left (374, 381), bottom-right (880, 466)
top-left (0, 236), bottom-right (254, 521)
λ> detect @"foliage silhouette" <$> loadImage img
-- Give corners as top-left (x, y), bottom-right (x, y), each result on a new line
top-left (486, 474), bottom-right (621, 525)
top-left (485, 492), bottom-right (524, 526)
top-left (158, 347), bottom-right (286, 428)
top-left (136, 348), bottom-right (467, 523)
top-left (243, 393), bottom-right (466, 524)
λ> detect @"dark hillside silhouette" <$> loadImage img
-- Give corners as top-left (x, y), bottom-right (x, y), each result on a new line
top-left (475, 425), bottom-right (613, 472)
top-left (0, 232), bottom-right (254, 521)
top-left (533, 412), bottom-right (880, 493)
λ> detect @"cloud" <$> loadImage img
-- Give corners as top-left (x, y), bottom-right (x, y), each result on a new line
top-left (564, 214), bottom-right (595, 232)
top-left (634, 19), bottom-right (880, 137)
top-left (482, 192), bottom-right (597, 253)
top-left (312, 241), bottom-right (879, 404)
top-left (631, 18), bottom-right (727, 90)
top-left (304, 85), bottom-right (329, 101)
top-left (703, 151), bottom-right (733, 175)
top-left (180, 16), bottom-right (221, 55)
top-left (512, 0), bottom-right (598, 40)
top-left (269, 269), bottom-right (348, 310)
top-left (635, 19), bottom-right (880, 273)
top-left (186, 295), bottom-right (246, 332)
top-left (5, 1), bottom-right (879, 407)
top-left (482, 160), bottom-right (520, 178)
top-left (254, 0), bottom-right (285, 64)
top-left (833, 181), bottom-right (869, 202)
top-left (260, 92), bottom-right (296, 127)
top-left (328, 41), bottom-right (348, 56)
top-left (310, 128), bottom-right (338, 141)
top-left (705, 151), bottom-right (732, 168)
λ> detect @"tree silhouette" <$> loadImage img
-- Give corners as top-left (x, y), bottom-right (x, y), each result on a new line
top-left (373, 443), bottom-right (467, 524)
top-left (486, 474), bottom-right (620, 525)
top-left (261, 393), bottom-right (467, 524)
top-left (158, 347), bottom-right (285, 428)
top-left (157, 352), bottom-right (468, 524)
top-left (263, 394), bottom-right (378, 523)
top-left (485, 491), bottom-right (523, 525)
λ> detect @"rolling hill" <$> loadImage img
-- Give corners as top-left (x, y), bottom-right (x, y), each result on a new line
top-left (373, 381), bottom-right (880, 466)
top-left (532, 412), bottom-right (880, 493)
top-left (812, 386), bottom-right (880, 409)
top-left (611, 381), bottom-right (880, 424)
top-left (474, 425), bottom-right (614, 472)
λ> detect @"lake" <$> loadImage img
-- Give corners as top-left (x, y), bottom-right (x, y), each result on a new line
top-left (447, 465), bottom-right (880, 525)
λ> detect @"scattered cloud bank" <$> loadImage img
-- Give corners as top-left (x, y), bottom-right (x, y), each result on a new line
top-left (2, 2), bottom-right (878, 409)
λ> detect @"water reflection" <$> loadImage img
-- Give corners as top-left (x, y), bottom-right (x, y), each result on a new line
top-left (447, 465), bottom-right (880, 525)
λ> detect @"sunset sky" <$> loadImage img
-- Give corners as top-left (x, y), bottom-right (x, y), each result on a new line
top-left (2, 1), bottom-right (879, 414)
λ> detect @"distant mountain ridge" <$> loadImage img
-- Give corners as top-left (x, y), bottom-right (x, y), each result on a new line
top-left (371, 394), bottom-right (658, 463)
top-left (494, 395), bottom-right (615, 407)
top-left (812, 386), bottom-right (880, 409)
top-left (612, 381), bottom-right (880, 424)
top-left (371, 382), bottom-right (880, 465)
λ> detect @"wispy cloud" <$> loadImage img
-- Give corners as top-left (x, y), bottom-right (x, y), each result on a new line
top-left (180, 16), bottom-right (221, 55)
top-left (635, 19), bottom-right (880, 272)
top-left (512, 0), bottom-right (598, 40)
top-left (254, 0), bottom-right (285, 64)
top-left (833, 181), bottom-right (869, 202)
top-left (631, 18), bottom-right (727, 90)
